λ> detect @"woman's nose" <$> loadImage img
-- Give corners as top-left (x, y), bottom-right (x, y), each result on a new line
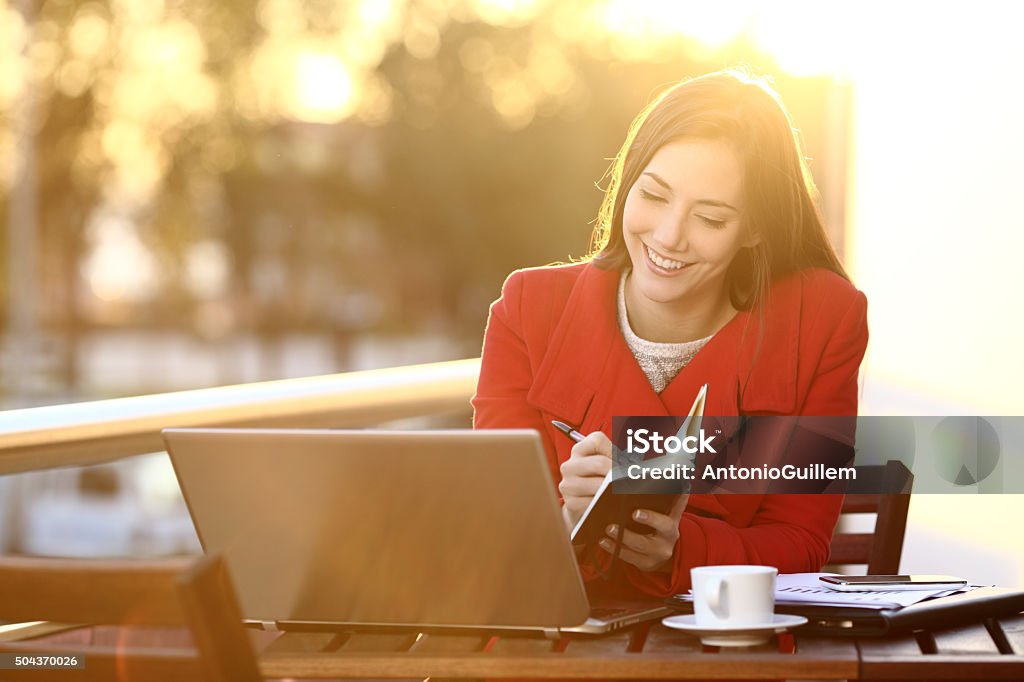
top-left (651, 214), bottom-right (688, 253)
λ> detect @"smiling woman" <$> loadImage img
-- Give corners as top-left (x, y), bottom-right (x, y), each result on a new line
top-left (620, 139), bottom-right (751, 343)
top-left (472, 69), bottom-right (869, 598)
top-left (591, 70), bottom-right (849, 319)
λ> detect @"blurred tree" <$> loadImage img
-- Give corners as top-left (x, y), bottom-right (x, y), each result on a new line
top-left (0, 0), bottom-right (844, 400)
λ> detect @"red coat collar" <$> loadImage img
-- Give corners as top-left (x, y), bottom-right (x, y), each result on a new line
top-left (526, 263), bottom-right (803, 427)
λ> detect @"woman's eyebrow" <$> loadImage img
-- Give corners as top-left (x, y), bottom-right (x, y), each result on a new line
top-left (642, 172), bottom-right (738, 212)
top-left (642, 171), bottom-right (672, 191)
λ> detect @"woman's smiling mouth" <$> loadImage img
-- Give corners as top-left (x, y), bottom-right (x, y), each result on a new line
top-left (644, 244), bottom-right (692, 274)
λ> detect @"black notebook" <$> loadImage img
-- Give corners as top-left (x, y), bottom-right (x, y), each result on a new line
top-left (570, 385), bottom-right (707, 547)
top-left (666, 586), bottom-right (1024, 636)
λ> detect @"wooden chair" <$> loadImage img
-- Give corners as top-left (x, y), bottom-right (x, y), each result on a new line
top-left (0, 554), bottom-right (262, 681)
top-left (826, 460), bottom-right (913, 574)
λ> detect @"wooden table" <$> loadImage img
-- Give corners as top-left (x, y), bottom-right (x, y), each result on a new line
top-left (20, 613), bottom-right (1024, 679)
top-left (253, 610), bottom-right (1024, 679)
top-left (255, 613), bottom-right (1024, 680)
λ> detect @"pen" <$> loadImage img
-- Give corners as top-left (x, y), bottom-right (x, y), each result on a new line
top-left (551, 420), bottom-right (585, 443)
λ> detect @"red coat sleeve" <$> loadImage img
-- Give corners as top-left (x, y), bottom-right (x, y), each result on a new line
top-left (621, 287), bottom-right (869, 598)
top-left (472, 271), bottom-right (561, 481)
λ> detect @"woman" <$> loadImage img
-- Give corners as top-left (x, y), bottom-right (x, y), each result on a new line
top-left (472, 69), bottom-right (868, 598)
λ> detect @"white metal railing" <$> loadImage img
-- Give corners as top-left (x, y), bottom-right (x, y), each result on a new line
top-left (0, 358), bottom-right (481, 475)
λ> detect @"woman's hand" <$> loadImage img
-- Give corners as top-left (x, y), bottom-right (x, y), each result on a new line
top-left (558, 431), bottom-right (613, 533)
top-left (599, 493), bottom-right (690, 572)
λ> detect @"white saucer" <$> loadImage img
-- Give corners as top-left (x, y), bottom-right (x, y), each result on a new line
top-left (661, 614), bottom-right (808, 647)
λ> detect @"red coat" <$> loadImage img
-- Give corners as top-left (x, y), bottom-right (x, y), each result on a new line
top-left (472, 261), bottom-right (869, 598)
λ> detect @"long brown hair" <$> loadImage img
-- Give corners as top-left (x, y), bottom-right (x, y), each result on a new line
top-left (589, 69), bottom-right (848, 311)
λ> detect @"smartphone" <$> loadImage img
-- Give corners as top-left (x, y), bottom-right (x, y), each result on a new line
top-left (819, 574), bottom-right (967, 592)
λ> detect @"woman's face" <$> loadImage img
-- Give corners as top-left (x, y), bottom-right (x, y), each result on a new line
top-left (622, 138), bottom-right (752, 317)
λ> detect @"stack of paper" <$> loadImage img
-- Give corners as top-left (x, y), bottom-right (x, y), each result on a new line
top-left (676, 573), bottom-right (978, 611)
top-left (773, 573), bottom-right (975, 609)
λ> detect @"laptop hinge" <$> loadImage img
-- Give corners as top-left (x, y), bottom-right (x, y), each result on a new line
top-left (543, 627), bottom-right (559, 640)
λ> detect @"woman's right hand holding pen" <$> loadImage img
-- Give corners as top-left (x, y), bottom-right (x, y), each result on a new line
top-left (558, 430), bottom-right (613, 533)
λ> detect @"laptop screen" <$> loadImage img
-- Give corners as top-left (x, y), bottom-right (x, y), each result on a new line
top-left (164, 428), bottom-right (590, 630)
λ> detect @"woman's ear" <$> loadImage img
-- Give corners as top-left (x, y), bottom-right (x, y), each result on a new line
top-left (741, 231), bottom-right (761, 249)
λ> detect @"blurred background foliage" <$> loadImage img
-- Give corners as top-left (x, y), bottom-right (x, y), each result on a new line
top-left (0, 0), bottom-right (841, 405)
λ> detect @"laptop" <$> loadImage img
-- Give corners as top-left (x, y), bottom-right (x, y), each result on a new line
top-left (163, 428), bottom-right (669, 635)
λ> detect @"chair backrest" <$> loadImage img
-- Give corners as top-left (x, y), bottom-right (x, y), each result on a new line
top-left (0, 554), bottom-right (262, 682)
top-left (826, 460), bottom-right (913, 574)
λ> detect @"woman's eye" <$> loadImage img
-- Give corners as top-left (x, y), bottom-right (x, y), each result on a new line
top-left (638, 188), bottom-right (667, 203)
top-left (698, 215), bottom-right (726, 229)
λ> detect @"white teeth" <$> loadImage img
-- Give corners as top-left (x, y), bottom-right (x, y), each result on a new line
top-left (645, 244), bottom-right (687, 270)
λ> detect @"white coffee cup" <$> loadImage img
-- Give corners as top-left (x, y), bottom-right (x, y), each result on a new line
top-left (691, 565), bottom-right (777, 627)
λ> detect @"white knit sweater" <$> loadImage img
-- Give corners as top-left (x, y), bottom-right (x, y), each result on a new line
top-left (617, 271), bottom-right (713, 393)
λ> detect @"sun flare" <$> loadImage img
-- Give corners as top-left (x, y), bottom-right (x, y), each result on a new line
top-left (292, 50), bottom-right (356, 124)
